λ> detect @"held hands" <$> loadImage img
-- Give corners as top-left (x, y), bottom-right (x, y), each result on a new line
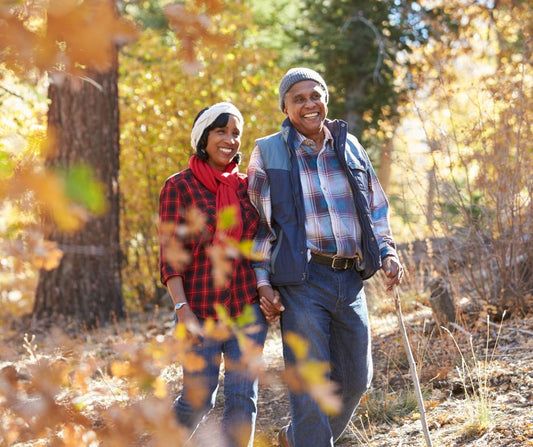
top-left (258, 285), bottom-right (285, 323)
top-left (382, 256), bottom-right (404, 292)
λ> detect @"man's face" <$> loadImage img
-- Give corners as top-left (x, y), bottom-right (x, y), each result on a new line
top-left (283, 80), bottom-right (327, 138)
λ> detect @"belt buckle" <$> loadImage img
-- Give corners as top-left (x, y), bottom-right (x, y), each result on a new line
top-left (331, 255), bottom-right (349, 270)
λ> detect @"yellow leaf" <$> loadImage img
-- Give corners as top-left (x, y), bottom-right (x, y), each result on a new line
top-left (174, 322), bottom-right (187, 340)
top-left (284, 332), bottom-right (309, 360)
top-left (182, 352), bottom-right (207, 373)
top-left (237, 239), bottom-right (262, 261)
top-left (308, 381), bottom-right (342, 415)
top-left (32, 240), bottom-right (63, 271)
top-left (300, 360), bottom-right (330, 385)
top-left (153, 377), bottom-right (167, 398)
top-left (111, 360), bottom-right (132, 378)
top-left (217, 205), bottom-right (239, 230)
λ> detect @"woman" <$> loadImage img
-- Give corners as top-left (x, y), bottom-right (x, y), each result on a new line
top-left (159, 102), bottom-right (267, 447)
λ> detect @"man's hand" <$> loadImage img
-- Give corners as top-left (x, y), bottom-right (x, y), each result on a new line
top-left (382, 256), bottom-right (404, 292)
top-left (258, 285), bottom-right (284, 323)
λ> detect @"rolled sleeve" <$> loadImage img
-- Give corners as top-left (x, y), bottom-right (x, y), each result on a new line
top-left (159, 177), bottom-right (185, 285)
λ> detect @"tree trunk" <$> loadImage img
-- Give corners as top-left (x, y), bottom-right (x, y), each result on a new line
top-left (428, 278), bottom-right (456, 328)
top-left (345, 85), bottom-right (364, 139)
top-left (33, 62), bottom-right (124, 327)
top-left (426, 139), bottom-right (439, 228)
top-left (378, 137), bottom-right (393, 193)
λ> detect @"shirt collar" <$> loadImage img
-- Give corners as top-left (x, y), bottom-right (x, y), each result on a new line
top-left (294, 126), bottom-right (334, 151)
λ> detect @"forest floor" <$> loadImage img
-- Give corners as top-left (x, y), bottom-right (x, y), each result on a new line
top-left (256, 306), bottom-right (533, 447)
top-left (1, 296), bottom-right (532, 447)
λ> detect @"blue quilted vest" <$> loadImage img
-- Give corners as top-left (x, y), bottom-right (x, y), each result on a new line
top-left (255, 118), bottom-right (382, 285)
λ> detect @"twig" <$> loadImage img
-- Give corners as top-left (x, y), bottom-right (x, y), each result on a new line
top-left (480, 318), bottom-right (533, 336)
top-left (0, 84), bottom-right (27, 100)
top-left (449, 322), bottom-right (474, 337)
top-left (394, 286), bottom-right (433, 447)
top-left (341, 13), bottom-right (385, 83)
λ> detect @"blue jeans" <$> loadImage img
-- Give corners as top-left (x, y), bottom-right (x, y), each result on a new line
top-left (279, 261), bottom-right (373, 447)
top-left (172, 303), bottom-right (268, 447)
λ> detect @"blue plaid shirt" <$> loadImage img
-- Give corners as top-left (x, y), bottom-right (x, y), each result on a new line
top-left (295, 126), bottom-right (360, 257)
top-left (248, 127), bottom-right (395, 287)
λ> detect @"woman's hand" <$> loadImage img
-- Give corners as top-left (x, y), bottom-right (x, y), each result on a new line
top-left (175, 304), bottom-right (205, 342)
top-left (167, 276), bottom-right (204, 342)
top-left (258, 285), bottom-right (284, 323)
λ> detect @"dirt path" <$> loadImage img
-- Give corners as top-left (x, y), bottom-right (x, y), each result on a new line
top-left (254, 313), bottom-right (533, 446)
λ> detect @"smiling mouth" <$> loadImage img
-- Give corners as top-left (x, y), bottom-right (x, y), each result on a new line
top-left (303, 112), bottom-right (320, 118)
top-left (219, 147), bottom-right (234, 154)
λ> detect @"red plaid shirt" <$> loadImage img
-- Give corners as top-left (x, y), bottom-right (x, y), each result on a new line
top-left (159, 168), bottom-right (260, 318)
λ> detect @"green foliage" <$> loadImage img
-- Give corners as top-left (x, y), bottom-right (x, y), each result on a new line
top-left (59, 164), bottom-right (107, 215)
top-left (248, 0), bottom-right (301, 64)
top-left (0, 150), bottom-right (14, 177)
top-left (289, 0), bottom-right (452, 143)
top-left (120, 0), bottom-right (169, 30)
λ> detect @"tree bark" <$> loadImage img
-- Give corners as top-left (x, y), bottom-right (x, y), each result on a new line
top-left (33, 61), bottom-right (124, 327)
top-left (378, 137), bottom-right (393, 193)
top-left (428, 278), bottom-right (456, 328)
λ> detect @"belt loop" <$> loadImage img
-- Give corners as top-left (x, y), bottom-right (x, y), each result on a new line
top-left (353, 254), bottom-right (362, 272)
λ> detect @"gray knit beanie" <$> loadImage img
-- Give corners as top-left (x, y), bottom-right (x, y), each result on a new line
top-left (279, 67), bottom-right (329, 111)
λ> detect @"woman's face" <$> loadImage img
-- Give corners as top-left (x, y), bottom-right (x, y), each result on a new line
top-left (205, 115), bottom-right (241, 171)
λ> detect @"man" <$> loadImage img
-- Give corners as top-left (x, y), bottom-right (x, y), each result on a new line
top-left (247, 67), bottom-right (403, 446)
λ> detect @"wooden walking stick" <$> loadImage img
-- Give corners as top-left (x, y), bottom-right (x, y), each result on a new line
top-left (393, 285), bottom-right (434, 447)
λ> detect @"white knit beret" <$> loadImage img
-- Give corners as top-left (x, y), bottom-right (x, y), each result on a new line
top-left (190, 102), bottom-right (243, 150)
top-left (278, 67), bottom-right (329, 111)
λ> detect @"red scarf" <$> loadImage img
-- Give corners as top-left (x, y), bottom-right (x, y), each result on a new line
top-left (189, 155), bottom-right (243, 242)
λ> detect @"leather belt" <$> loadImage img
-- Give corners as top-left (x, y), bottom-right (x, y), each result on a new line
top-left (310, 252), bottom-right (361, 271)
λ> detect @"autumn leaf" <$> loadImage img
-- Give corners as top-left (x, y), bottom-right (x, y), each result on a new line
top-left (152, 376), bottom-right (167, 399)
top-left (173, 321), bottom-right (188, 341)
top-left (282, 332), bottom-right (342, 415)
top-left (217, 205), bottom-right (239, 230)
top-left (237, 238), bottom-right (263, 261)
top-left (111, 360), bottom-right (132, 378)
top-left (203, 316), bottom-right (232, 341)
top-left (45, 0), bottom-right (139, 74)
top-left (307, 379), bottom-right (341, 416)
top-left (185, 206), bottom-right (207, 235)
top-left (284, 332), bottom-right (309, 360)
top-left (1, 0), bottom-right (139, 77)
top-left (32, 239), bottom-right (63, 270)
top-left (234, 304), bottom-right (256, 328)
top-left (163, 2), bottom-right (232, 72)
top-left (182, 351), bottom-right (207, 373)
top-left (208, 243), bottom-right (233, 289)
top-left (13, 167), bottom-right (82, 231)
top-left (162, 236), bottom-right (191, 271)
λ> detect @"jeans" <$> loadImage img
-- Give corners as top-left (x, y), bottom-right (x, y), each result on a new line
top-left (279, 261), bottom-right (373, 447)
top-left (172, 303), bottom-right (268, 447)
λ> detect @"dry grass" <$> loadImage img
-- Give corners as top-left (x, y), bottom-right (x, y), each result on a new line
top-left (1, 293), bottom-right (532, 446)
